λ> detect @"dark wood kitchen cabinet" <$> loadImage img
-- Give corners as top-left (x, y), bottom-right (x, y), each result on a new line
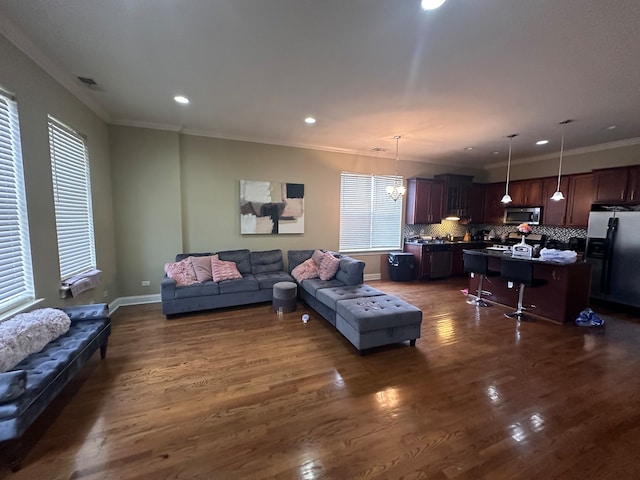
top-left (434, 174), bottom-right (474, 220)
top-left (593, 165), bottom-right (640, 203)
top-left (405, 178), bottom-right (444, 224)
top-left (469, 183), bottom-right (486, 224)
top-left (565, 173), bottom-right (595, 226)
top-left (509, 178), bottom-right (544, 206)
top-left (542, 176), bottom-right (570, 226)
top-left (403, 243), bottom-right (432, 278)
top-left (403, 243), bottom-right (453, 279)
top-left (483, 182), bottom-right (506, 224)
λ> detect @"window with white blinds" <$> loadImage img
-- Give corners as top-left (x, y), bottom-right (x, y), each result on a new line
top-left (48, 116), bottom-right (96, 281)
top-left (339, 173), bottom-right (403, 252)
top-left (0, 91), bottom-right (34, 314)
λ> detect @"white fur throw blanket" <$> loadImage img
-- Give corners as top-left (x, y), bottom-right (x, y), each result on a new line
top-left (0, 308), bottom-right (71, 373)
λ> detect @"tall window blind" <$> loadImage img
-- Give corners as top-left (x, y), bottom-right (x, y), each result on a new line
top-left (339, 173), bottom-right (403, 252)
top-left (48, 116), bottom-right (96, 281)
top-left (0, 90), bottom-right (34, 314)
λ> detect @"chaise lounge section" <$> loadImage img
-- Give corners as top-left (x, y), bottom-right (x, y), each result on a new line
top-left (288, 249), bottom-right (422, 353)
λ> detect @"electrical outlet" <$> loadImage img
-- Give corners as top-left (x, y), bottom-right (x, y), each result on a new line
top-left (141, 280), bottom-right (150, 287)
top-left (103, 290), bottom-right (108, 297)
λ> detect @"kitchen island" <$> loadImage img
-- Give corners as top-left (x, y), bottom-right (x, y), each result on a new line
top-left (463, 249), bottom-right (591, 324)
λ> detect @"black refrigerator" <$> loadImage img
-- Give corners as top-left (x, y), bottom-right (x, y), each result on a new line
top-left (585, 204), bottom-right (640, 308)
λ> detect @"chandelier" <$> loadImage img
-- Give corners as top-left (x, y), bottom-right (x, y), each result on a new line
top-left (386, 135), bottom-right (406, 201)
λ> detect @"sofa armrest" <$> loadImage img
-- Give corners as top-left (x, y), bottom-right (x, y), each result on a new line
top-left (335, 256), bottom-right (365, 286)
top-left (0, 370), bottom-right (27, 403)
top-left (62, 303), bottom-right (109, 322)
top-left (161, 276), bottom-right (177, 300)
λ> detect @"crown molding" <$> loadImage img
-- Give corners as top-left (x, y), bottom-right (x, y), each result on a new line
top-left (110, 118), bottom-right (183, 133)
top-left (483, 137), bottom-right (640, 170)
top-left (0, 15), bottom-right (111, 123)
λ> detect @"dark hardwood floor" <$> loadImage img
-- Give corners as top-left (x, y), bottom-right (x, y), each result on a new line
top-left (3, 278), bottom-right (640, 479)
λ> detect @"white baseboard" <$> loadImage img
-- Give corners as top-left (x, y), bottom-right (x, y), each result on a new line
top-left (364, 273), bottom-right (382, 281)
top-left (109, 294), bottom-right (160, 314)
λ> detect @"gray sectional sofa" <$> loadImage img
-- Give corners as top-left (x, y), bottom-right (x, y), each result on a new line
top-left (0, 304), bottom-right (111, 471)
top-left (160, 247), bottom-right (422, 353)
top-left (288, 250), bottom-right (422, 353)
top-left (161, 249), bottom-right (294, 317)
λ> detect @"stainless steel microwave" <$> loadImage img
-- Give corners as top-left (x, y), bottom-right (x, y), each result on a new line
top-left (504, 207), bottom-right (541, 225)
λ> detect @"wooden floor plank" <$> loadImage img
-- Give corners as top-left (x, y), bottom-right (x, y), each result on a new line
top-left (3, 278), bottom-right (640, 479)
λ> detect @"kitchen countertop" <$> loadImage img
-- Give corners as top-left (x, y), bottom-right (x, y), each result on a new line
top-left (404, 240), bottom-right (488, 246)
top-left (462, 248), bottom-right (585, 267)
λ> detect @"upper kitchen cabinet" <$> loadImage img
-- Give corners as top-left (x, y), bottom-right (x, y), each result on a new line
top-left (405, 178), bottom-right (444, 224)
top-left (565, 173), bottom-right (595, 226)
top-left (508, 178), bottom-right (544, 206)
top-left (542, 176), bottom-right (570, 226)
top-left (434, 174), bottom-right (474, 220)
top-left (469, 183), bottom-right (486, 224)
top-left (483, 182), bottom-right (507, 224)
top-left (593, 166), bottom-right (640, 204)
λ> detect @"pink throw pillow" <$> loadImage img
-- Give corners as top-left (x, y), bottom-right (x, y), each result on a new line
top-left (311, 249), bottom-right (326, 267)
top-left (211, 256), bottom-right (243, 282)
top-left (318, 252), bottom-right (340, 281)
top-left (190, 255), bottom-right (214, 282)
top-left (291, 258), bottom-right (319, 282)
top-left (164, 258), bottom-right (197, 286)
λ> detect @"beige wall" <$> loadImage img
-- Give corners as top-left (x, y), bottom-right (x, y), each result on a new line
top-left (0, 33), bottom-right (116, 306)
top-left (109, 126), bottom-right (182, 296)
top-left (110, 129), bottom-right (485, 294)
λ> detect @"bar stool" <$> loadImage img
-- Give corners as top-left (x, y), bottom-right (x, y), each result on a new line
top-left (463, 252), bottom-right (497, 307)
top-left (500, 258), bottom-right (546, 321)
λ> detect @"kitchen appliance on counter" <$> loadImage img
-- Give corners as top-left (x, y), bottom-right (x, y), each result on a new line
top-left (503, 207), bottom-right (542, 225)
top-left (585, 204), bottom-right (640, 308)
top-left (505, 232), bottom-right (546, 247)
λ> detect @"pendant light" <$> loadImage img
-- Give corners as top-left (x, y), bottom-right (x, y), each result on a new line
top-left (550, 120), bottom-right (573, 201)
top-left (501, 134), bottom-right (518, 204)
top-left (386, 135), bottom-right (406, 201)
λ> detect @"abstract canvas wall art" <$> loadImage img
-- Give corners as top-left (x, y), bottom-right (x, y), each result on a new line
top-left (240, 180), bottom-right (305, 234)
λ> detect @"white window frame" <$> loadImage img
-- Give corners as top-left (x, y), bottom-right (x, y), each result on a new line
top-left (48, 116), bottom-right (96, 281)
top-left (0, 89), bottom-right (35, 314)
top-left (339, 172), bottom-right (403, 252)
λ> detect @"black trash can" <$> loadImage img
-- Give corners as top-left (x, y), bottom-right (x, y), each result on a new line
top-left (388, 252), bottom-right (414, 282)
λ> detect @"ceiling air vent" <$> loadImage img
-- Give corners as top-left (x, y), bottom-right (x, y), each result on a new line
top-left (77, 76), bottom-right (102, 90)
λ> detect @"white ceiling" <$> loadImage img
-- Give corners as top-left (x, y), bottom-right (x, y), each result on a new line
top-left (2, 0), bottom-right (640, 168)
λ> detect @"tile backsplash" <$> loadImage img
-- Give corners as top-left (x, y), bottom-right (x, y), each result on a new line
top-left (404, 221), bottom-right (587, 243)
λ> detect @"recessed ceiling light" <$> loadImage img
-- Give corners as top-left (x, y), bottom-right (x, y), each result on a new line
top-left (304, 116), bottom-right (316, 125)
top-left (464, 146), bottom-right (474, 151)
top-left (536, 140), bottom-right (549, 145)
top-left (606, 125), bottom-right (617, 130)
top-left (421, 0), bottom-right (447, 10)
top-left (492, 151), bottom-right (500, 155)
top-left (174, 95), bottom-right (190, 104)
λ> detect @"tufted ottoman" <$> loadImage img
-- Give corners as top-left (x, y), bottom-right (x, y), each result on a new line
top-left (313, 284), bottom-right (385, 325)
top-left (272, 281), bottom-right (297, 313)
top-left (335, 294), bottom-right (422, 352)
